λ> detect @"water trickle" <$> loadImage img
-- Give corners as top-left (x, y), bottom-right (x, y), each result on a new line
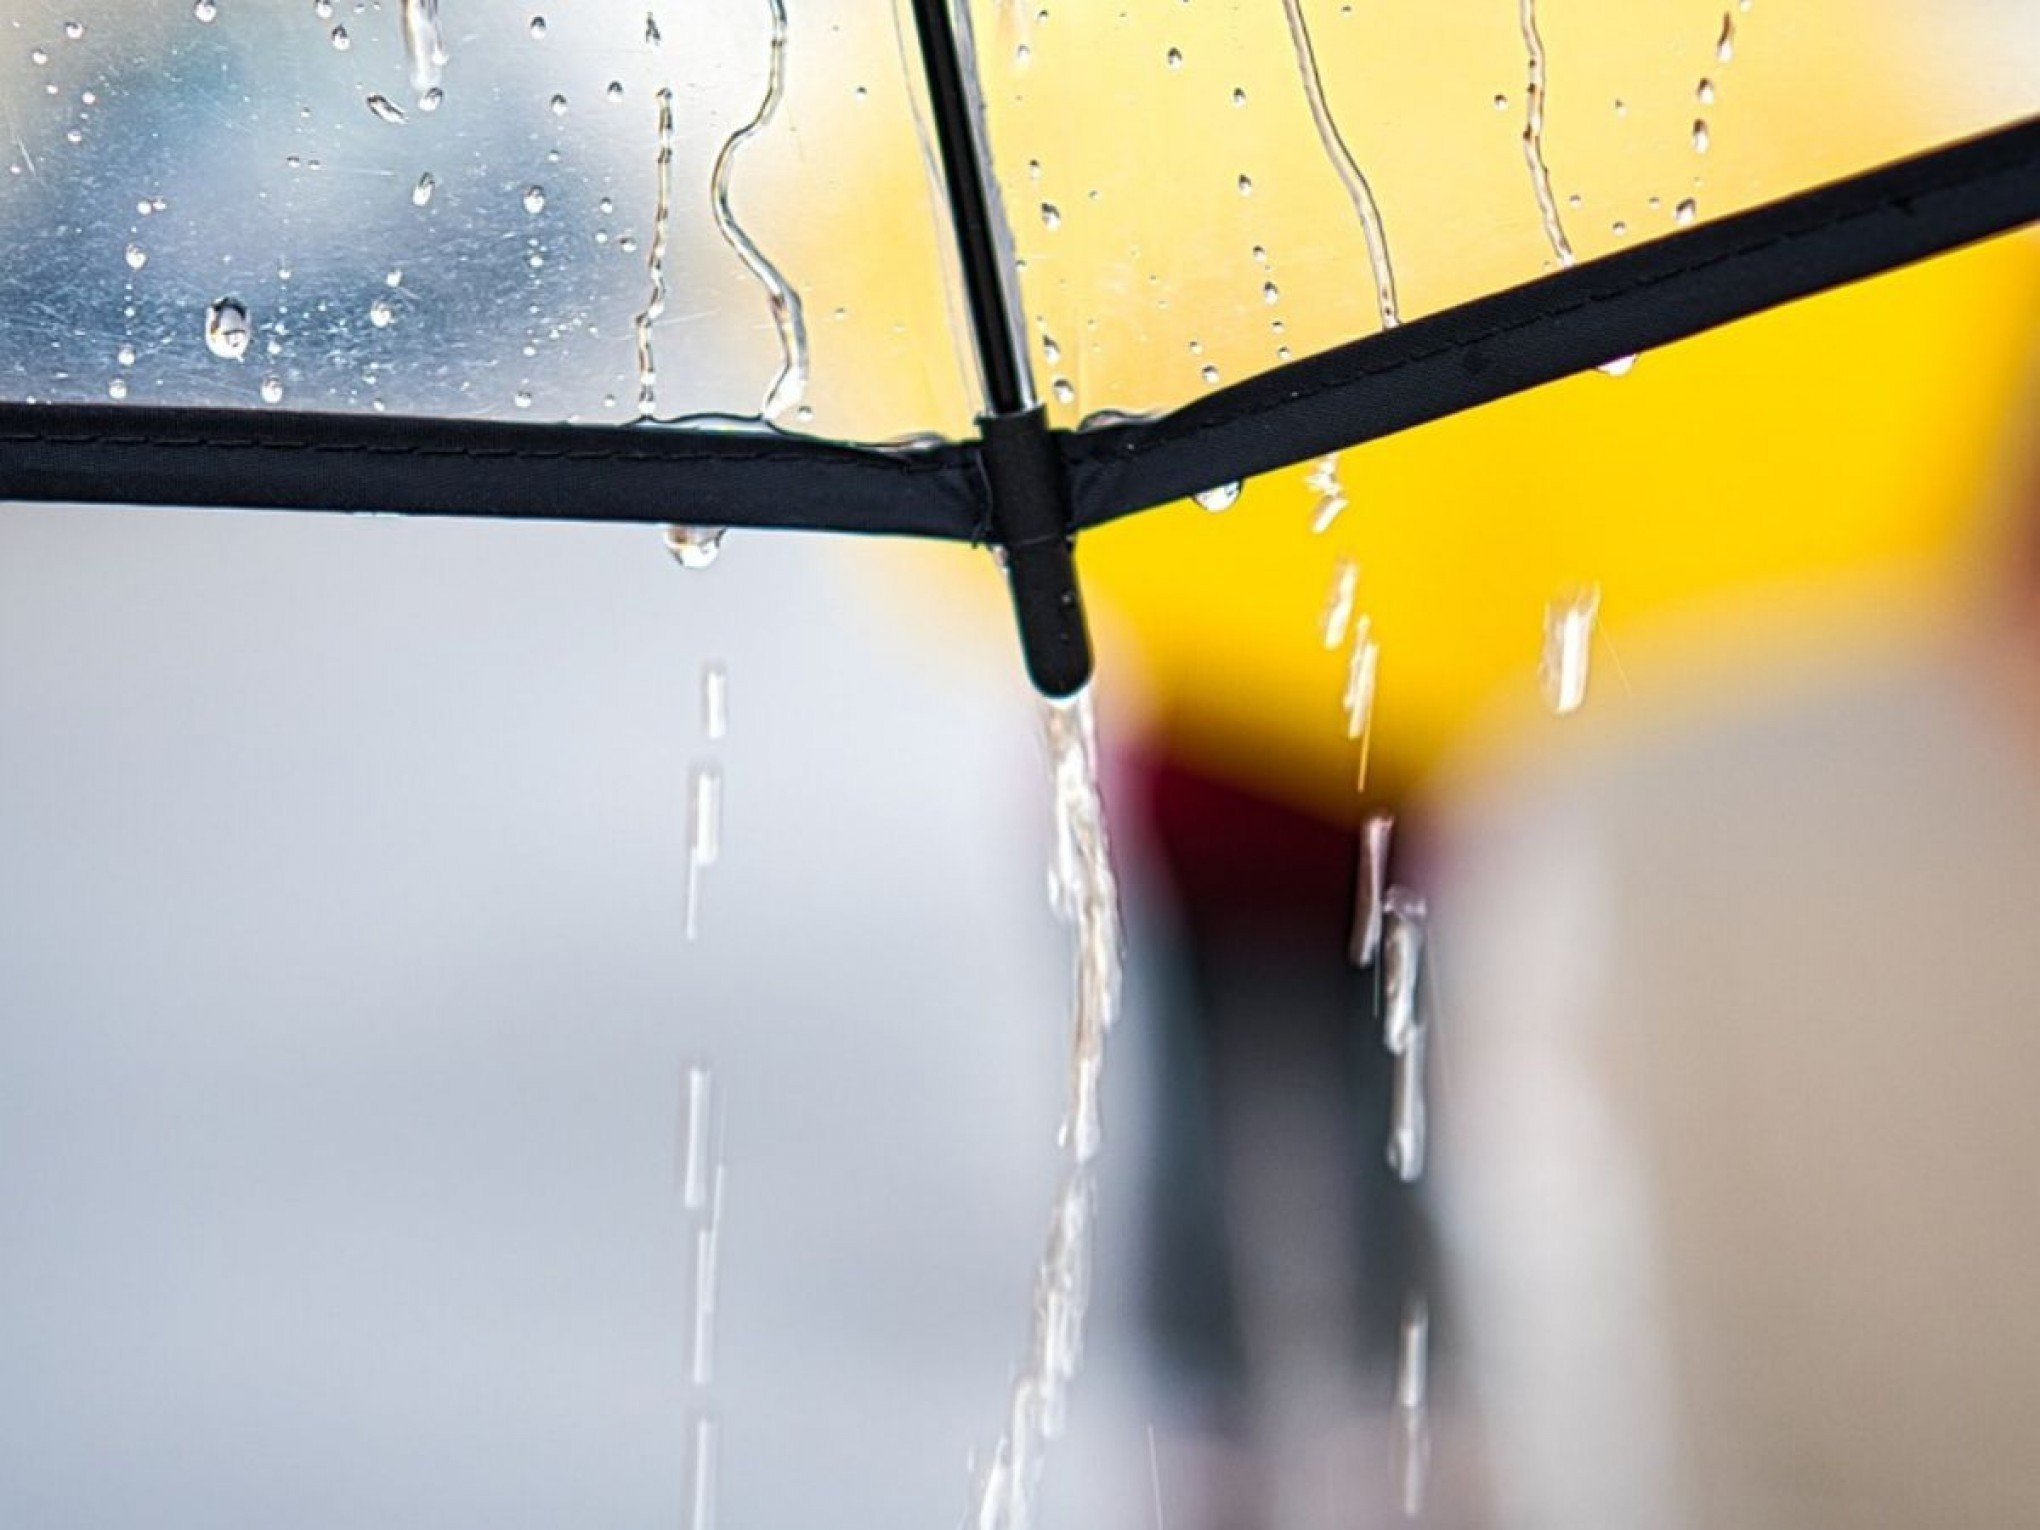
top-left (635, 88), bottom-right (676, 415)
top-left (679, 1063), bottom-right (717, 1208)
top-left (1192, 481), bottom-right (1241, 512)
top-left (1540, 584), bottom-right (1599, 715)
top-left (204, 298), bottom-right (251, 361)
top-left (687, 1413), bottom-right (720, 1530)
top-left (1342, 613), bottom-right (1378, 740)
top-left (691, 1167), bottom-right (726, 1384)
top-left (1278, 0), bottom-right (1398, 328)
top-left (709, 0), bottom-right (810, 422)
top-left (683, 762), bottom-right (723, 942)
top-left (1349, 812), bottom-right (1394, 967)
top-left (701, 662), bottom-right (729, 741)
top-left (971, 689), bottom-right (1122, 1530)
top-left (1320, 556), bottom-right (1359, 650)
top-left (1381, 887), bottom-right (1429, 1182)
top-left (1307, 453), bottom-right (1349, 533)
top-left (1518, 0), bottom-right (1575, 268)
top-left (1392, 1293), bottom-right (1432, 1518)
top-left (400, 0), bottom-right (446, 94)
top-left (1381, 886), bottom-right (1426, 1056)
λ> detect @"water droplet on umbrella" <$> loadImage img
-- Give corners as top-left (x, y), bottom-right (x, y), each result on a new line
top-left (1716, 13), bottom-right (1735, 61)
top-left (528, 14), bottom-right (548, 38)
top-left (1193, 482), bottom-right (1241, 512)
top-left (368, 298), bottom-right (394, 328)
top-left (1040, 202), bottom-right (1061, 229)
top-left (522, 184), bottom-right (546, 213)
top-left (329, 25), bottom-right (349, 49)
top-left (123, 244), bottom-right (146, 270)
top-left (204, 298), bottom-right (251, 361)
top-left (1697, 77), bottom-right (1716, 104)
top-left (1236, 173), bottom-right (1253, 195)
top-left (365, 93), bottom-right (406, 124)
top-left (192, 0), bottom-right (217, 21)
top-left (1693, 118), bottom-right (1711, 152)
top-left (1674, 196), bottom-right (1697, 225)
top-left (1165, 46), bottom-right (1183, 68)
top-left (665, 524), bottom-right (726, 570)
top-left (106, 377), bottom-right (127, 400)
top-left (1598, 353), bottom-right (1637, 376)
top-left (260, 375), bottom-right (283, 403)
top-left (412, 172), bottom-right (435, 206)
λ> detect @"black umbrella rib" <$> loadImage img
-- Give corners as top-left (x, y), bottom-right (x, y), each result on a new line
top-left (1063, 114), bottom-right (2040, 527)
top-left (0, 405), bottom-right (985, 539)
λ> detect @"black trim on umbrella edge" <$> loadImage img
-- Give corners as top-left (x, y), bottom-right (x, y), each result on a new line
top-left (1065, 114), bottom-right (2040, 527)
top-left (0, 115), bottom-right (2034, 542)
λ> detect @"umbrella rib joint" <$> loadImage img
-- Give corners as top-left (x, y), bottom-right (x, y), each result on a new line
top-left (908, 0), bottom-right (1094, 699)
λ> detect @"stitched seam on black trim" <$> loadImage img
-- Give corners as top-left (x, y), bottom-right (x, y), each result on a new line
top-left (0, 429), bottom-right (968, 478)
top-left (1066, 139), bottom-right (2039, 471)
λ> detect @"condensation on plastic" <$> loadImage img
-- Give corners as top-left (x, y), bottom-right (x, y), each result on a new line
top-left (0, 0), bottom-right (976, 444)
top-left (973, 0), bottom-right (2040, 426)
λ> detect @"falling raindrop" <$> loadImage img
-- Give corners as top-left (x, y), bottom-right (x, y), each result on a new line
top-left (701, 662), bottom-right (729, 741)
top-left (204, 298), bottom-right (251, 361)
top-left (708, 0), bottom-right (809, 422)
top-left (1349, 812), bottom-right (1394, 967)
top-left (1540, 584), bottom-right (1600, 715)
top-left (1192, 481), bottom-right (1241, 512)
top-left (1382, 887), bottom-right (1429, 1182)
top-left (686, 1413), bottom-right (720, 1530)
top-left (666, 524), bottom-right (727, 570)
top-left (365, 93), bottom-right (406, 125)
top-left (1392, 1294), bottom-right (1432, 1518)
top-left (1320, 556), bottom-right (1359, 649)
top-left (679, 1063), bottom-right (717, 1209)
top-left (1307, 453), bottom-right (1349, 533)
top-left (691, 1170), bottom-right (726, 1384)
top-left (683, 762), bottom-right (724, 942)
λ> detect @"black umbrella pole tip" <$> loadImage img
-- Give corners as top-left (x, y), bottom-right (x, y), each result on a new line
top-left (978, 407), bottom-right (1094, 699)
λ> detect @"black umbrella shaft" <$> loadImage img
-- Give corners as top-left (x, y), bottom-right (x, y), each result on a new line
top-left (907, 0), bottom-right (1034, 415)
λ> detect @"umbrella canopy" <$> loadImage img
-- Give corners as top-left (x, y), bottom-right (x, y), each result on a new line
top-left (0, 0), bottom-right (2034, 696)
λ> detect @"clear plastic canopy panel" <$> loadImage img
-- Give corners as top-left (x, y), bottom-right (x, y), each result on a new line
top-left (0, 0), bottom-right (976, 442)
top-left (977, 0), bottom-right (2040, 425)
